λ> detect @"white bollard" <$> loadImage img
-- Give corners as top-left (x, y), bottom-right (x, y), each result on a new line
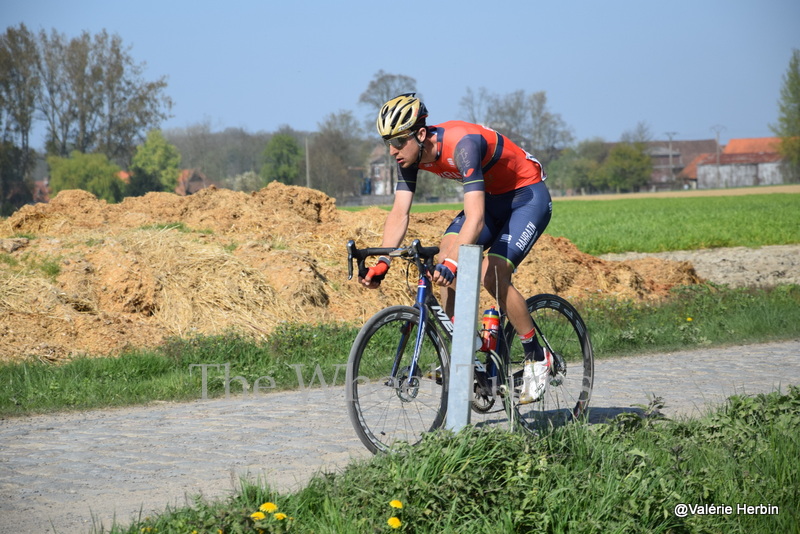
top-left (445, 244), bottom-right (482, 432)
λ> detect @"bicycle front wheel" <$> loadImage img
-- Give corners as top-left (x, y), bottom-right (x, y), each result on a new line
top-left (346, 305), bottom-right (450, 453)
top-left (503, 294), bottom-right (594, 433)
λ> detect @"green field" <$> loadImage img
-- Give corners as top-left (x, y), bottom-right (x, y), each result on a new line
top-left (346, 192), bottom-right (800, 255)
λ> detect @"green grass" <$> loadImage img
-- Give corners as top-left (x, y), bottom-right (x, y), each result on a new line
top-left (546, 194), bottom-right (800, 255)
top-left (104, 387), bottom-right (800, 533)
top-left (342, 193), bottom-right (800, 255)
top-left (2, 284), bottom-right (798, 418)
top-left (0, 324), bottom-right (358, 417)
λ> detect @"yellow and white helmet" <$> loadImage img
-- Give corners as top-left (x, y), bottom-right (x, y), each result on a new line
top-left (376, 93), bottom-right (428, 137)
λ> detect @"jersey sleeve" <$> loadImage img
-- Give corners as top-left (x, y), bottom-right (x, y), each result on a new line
top-left (453, 134), bottom-right (487, 193)
top-left (396, 164), bottom-right (418, 193)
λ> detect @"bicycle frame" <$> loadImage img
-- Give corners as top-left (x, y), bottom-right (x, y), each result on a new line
top-left (348, 239), bottom-right (455, 390)
top-left (346, 238), bottom-right (510, 396)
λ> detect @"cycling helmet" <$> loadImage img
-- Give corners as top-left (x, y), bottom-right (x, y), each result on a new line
top-left (376, 93), bottom-right (428, 138)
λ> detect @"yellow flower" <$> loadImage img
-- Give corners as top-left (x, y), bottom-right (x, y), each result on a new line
top-left (387, 516), bottom-right (402, 529)
top-left (250, 511), bottom-right (266, 521)
top-left (274, 512), bottom-right (287, 520)
top-left (260, 502), bottom-right (278, 513)
top-left (686, 317), bottom-right (693, 322)
top-left (389, 499), bottom-right (403, 509)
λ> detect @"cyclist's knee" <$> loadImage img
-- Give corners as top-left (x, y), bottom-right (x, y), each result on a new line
top-left (482, 256), bottom-right (513, 294)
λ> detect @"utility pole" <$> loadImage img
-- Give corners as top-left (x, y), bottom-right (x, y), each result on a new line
top-left (305, 135), bottom-right (311, 188)
top-left (665, 131), bottom-right (677, 185)
top-left (710, 125), bottom-right (726, 189)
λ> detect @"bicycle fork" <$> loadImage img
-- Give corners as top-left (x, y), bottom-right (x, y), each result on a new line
top-left (387, 275), bottom-right (434, 400)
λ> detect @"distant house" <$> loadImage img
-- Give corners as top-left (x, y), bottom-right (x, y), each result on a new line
top-left (680, 137), bottom-right (785, 189)
top-left (174, 169), bottom-right (215, 196)
top-left (367, 144), bottom-right (394, 196)
top-left (645, 140), bottom-right (718, 190)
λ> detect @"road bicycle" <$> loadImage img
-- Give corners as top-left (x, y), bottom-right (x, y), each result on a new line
top-left (345, 239), bottom-right (594, 454)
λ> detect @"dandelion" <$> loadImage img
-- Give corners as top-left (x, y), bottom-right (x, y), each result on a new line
top-left (250, 511), bottom-right (266, 521)
top-left (387, 516), bottom-right (402, 529)
top-left (260, 502), bottom-right (278, 513)
top-left (274, 512), bottom-right (288, 520)
top-left (686, 317), bottom-right (693, 322)
top-left (389, 499), bottom-right (403, 509)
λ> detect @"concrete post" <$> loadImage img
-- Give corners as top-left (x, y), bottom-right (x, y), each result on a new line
top-left (445, 245), bottom-right (482, 432)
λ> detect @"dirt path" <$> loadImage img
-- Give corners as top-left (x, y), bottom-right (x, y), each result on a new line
top-left (601, 244), bottom-right (800, 288)
top-left (1, 340), bottom-right (798, 534)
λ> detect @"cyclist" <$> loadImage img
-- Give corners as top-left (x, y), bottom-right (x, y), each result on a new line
top-left (360, 93), bottom-right (553, 403)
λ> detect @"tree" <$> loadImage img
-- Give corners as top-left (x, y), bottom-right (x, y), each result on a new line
top-left (547, 139), bottom-right (607, 195)
top-left (0, 24), bottom-right (38, 176)
top-left (771, 49), bottom-right (800, 181)
top-left (128, 129), bottom-right (181, 195)
top-left (459, 87), bottom-right (573, 166)
top-left (0, 24), bottom-right (39, 210)
top-left (165, 122), bottom-right (271, 183)
top-left (620, 121), bottom-right (654, 144)
top-left (309, 110), bottom-right (367, 198)
top-left (358, 70), bottom-right (418, 124)
top-left (34, 28), bottom-right (172, 166)
top-left (359, 71), bottom-right (418, 192)
top-left (526, 91), bottom-right (574, 165)
top-left (596, 143), bottom-right (652, 193)
top-left (260, 132), bottom-right (303, 185)
top-left (0, 140), bottom-right (32, 214)
top-left (47, 151), bottom-right (124, 202)
top-left (227, 171), bottom-right (263, 192)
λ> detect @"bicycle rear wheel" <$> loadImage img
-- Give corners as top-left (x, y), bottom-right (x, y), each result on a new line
top-left (502, 294), bottom-right (594, 433)
top-left (346, 305), bottom-right (449, 453)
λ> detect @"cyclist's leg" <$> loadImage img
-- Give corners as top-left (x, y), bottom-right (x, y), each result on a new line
top-left (438, 212), bottom-right (495, 319)
top-left (484, 182), bottom-right (552, 374)
top-left (484, 181), bottom-right (552, 336)
top-left (482, 255), bottom-right (533, 336)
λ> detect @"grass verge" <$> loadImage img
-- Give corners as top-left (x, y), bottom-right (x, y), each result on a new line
top-left (104, 387), bottom-right (800, 533)
top-left (1, 284), bottom-right (798, 417)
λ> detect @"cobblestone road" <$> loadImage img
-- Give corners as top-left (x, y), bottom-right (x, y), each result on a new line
top-left (1, 340), bottom-right (798, 534)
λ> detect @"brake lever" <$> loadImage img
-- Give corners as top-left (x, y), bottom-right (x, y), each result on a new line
top-left (346, 240), bottom-right (356, 280)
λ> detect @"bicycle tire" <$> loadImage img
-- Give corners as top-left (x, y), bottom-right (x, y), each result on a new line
top-left (502, 294), bottom-right (594, 433)
top-left (345, 305), bottom-right (450, 453)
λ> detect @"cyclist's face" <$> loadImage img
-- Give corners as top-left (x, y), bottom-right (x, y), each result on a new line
top-left (386, 130), bottom-right (420, 167)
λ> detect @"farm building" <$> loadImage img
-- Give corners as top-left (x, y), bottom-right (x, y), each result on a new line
top-left (681, 137), bottom-right (785, 189)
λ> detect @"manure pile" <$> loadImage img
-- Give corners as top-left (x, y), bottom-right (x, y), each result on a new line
top-left (0, 183), bottom-right (700, 362)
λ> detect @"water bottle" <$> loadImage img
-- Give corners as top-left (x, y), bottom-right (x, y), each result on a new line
top-left (480, 306), bottom-right (500, 352)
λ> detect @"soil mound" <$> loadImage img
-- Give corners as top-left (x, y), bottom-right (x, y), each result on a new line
top-left (1, 185), bottom-right (701, 363)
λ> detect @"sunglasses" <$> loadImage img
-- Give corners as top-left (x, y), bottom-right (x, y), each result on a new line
top-left (384, 130), bottom-right (417, 149)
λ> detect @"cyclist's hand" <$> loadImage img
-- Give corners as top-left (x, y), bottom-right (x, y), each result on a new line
top-left (360, 257), bottom-right (390, 288)
top-left (433, 259), bottom-right (457, 286)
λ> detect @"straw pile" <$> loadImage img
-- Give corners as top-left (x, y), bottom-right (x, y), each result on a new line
top-left (0, 183), bottom-right (701, 363)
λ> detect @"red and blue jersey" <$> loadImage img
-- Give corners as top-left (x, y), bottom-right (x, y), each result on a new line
top-left (397, 121), bottom-right (545, 195)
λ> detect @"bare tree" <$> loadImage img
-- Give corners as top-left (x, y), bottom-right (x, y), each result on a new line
top-left (0, 24), bottom-right (39, 172)
top-left (459, 87), bottom-right (491, 124)
top-left (358, 70), bottom-right (418, 192)
top-left (34, 28), bottom-right (172, 166)
top-left (620, 121), bottom-right (653, 144)
top-left (459, 87), bottom-right (573, 166)
top-left (358, 70), bottom-right (418, 119)
top-left (310, 110), bottom-right (368, 198)
top-left (527, 91), bottom-right (574, 165)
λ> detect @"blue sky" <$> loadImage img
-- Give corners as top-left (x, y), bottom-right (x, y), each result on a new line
top-left (4, 0), bottom-right (800, 148)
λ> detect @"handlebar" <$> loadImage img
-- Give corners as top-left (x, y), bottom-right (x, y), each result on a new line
top-left (347, 239), bottom-right (440, 280)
